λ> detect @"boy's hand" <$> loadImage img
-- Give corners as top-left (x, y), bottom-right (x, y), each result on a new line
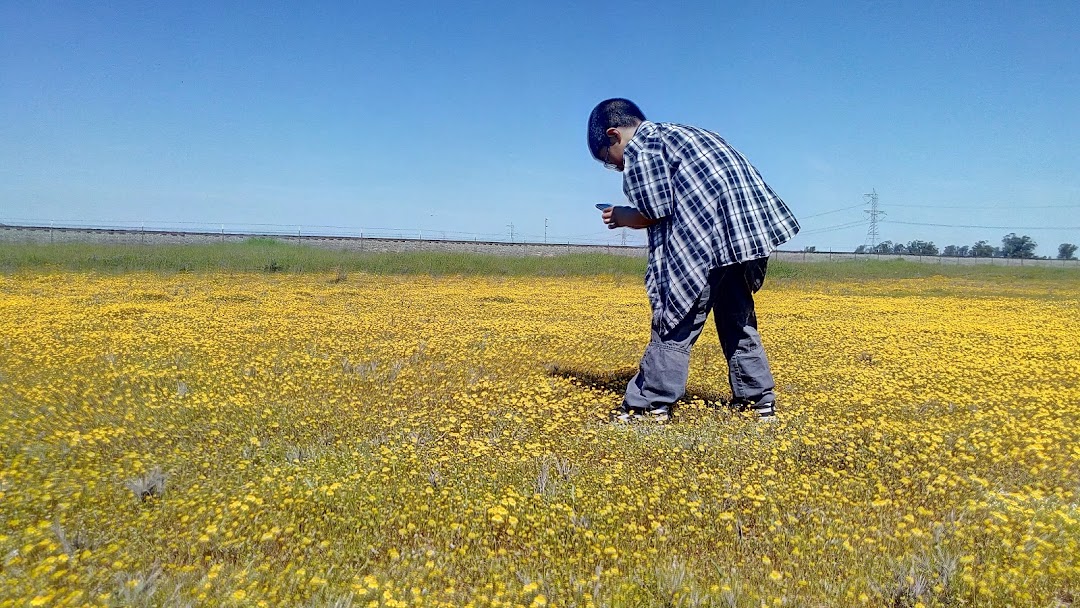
top-left (602, 205), bottom-right (631, 229)
top-left (603, 206), bottom-right (658, 229)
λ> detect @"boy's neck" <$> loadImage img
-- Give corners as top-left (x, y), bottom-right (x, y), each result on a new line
top-left (614, 121), bottom-right (642, 144)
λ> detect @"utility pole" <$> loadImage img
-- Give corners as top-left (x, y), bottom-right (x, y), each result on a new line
top-left (620, 228), bottom-right (627, 247)
top-left (507, 223), bottom-right (514, 243)
top-left (544, 218), bottom-right (548, 244)
top-left (864, 189), bottom-right (884, 249)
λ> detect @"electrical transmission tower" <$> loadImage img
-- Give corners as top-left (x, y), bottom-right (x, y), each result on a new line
top-left (864, 189), bottom-right (884, 248)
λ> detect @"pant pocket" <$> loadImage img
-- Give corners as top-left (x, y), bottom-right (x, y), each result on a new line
top-left (743, 258), bottom-right (768, 293)
top-left (640, 342), bottom-right (691, 404)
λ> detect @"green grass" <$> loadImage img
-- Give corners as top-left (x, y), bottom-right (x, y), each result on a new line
top-left (0, 240), bottom-right (648, 276)
top-left (0, 240), bottom-right (1077, 286)
top-left (775, 257), bottom-right (1080, 283)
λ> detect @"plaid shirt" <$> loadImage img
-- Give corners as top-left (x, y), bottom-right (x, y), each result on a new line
top-left (622, 121), bottom-right (800, 333)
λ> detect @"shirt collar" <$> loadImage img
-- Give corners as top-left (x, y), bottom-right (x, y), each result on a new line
top-left (625, 120), bottom-right (657, 157)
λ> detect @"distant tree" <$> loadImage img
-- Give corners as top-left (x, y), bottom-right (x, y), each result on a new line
top-left (942, 245), bottom-right (959, 257)
top-left (957, 245), bottom-right (970, 257)
top-left (971, 240), bottom-right (995, 257)
top-left (1058, 243), bottom-right (1078, 260)
top-left (803, 246), bottom-right (817, 253)
top-left (892, 242), bottom-right (907, 255)
top-left (872, 241), bottom-right (893, 254)
top-left (906, 240), bottom-right (939, 256)
top-left (1000, 233), bottom-right (1037, 258)
top-left (854, 244), bottom-right (868, 254)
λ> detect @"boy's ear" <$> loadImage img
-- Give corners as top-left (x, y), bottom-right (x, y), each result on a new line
top-left (605, 127), bottom-right (621, 145)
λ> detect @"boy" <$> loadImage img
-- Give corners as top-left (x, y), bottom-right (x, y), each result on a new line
top-left (587, 98), bottom-right (799, 422)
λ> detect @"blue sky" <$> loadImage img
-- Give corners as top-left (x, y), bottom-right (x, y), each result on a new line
top-left (2, 1), bottom-right (1078, 254)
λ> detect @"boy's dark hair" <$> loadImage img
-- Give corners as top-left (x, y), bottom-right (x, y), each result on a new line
top-left (587, 98), bottom-right (646, 160)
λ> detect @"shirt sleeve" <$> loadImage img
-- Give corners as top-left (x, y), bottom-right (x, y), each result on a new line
top-left (622, 144), bottom-right (673, 220)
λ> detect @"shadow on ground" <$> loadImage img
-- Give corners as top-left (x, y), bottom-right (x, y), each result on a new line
top-left (545, 363), bottom-right (730, 407)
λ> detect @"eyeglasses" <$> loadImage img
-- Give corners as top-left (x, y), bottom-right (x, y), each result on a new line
top-left (598, 147), bottom-right (619, 171)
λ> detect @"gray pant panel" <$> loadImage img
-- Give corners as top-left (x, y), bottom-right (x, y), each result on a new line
top-left (622, 258), bottom-right (776, 410)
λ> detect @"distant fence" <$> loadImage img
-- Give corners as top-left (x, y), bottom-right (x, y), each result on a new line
top-left (0, 224), bottom-right (645, 258)
top-left (2, 224), bottom-right (1078, 267)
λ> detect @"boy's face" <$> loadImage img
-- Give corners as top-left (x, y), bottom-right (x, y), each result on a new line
top-left (600, 125), bottom-right (639, 172)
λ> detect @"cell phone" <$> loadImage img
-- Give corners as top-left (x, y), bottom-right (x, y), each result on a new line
top-left (595, 203), bottom-right (613, 210)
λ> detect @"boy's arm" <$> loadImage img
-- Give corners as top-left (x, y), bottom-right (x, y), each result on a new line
top-left (622, 141), bottom-right (672, 221)
top-left (602, 206), bottom-right (658, 229)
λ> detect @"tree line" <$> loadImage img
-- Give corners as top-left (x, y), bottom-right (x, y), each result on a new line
top-left (839, 234), bottom-right (1079, 260)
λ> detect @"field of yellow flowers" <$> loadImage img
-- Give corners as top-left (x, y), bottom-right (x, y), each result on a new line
top-left (1, 269), bottom-right (1078, 607)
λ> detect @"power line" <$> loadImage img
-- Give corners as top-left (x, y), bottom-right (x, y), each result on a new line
top-left (887, 203), bottom-right (1080, 210)
top-left (798, 202), bottom-right (866, 220)
top-left (883, 219), bottom-right (1080, 231)
top-left (796, 202), bottom-right (1078, 221)
top-left (799, 219), bottom-right (870, 236)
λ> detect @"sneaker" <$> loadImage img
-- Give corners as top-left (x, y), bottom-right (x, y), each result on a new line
top-left (731, 399), bottom-right (776, 421)
top-left (750, 400), bottom-right (776, 421)
top-left (609, 404), bottom-right (671, 424)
